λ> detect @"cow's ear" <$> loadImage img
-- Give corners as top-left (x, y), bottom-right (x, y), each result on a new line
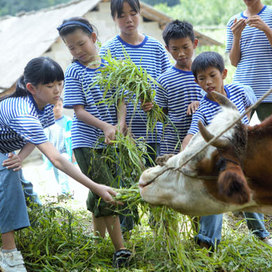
top-left (218, 166), bottom-right (250, 204)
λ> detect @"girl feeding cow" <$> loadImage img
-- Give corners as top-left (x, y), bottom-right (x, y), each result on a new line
top-left (0, 56), bottom-right (117, 271)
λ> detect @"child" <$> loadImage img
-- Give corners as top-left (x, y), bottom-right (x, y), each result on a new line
top-left (0, 56), bottom-right (117, 271)
top-left (226, 0), bottom-right (272, 121)
top-left (155, 20), bottom-right (203, 155)
top-left (182, 51), bottom-right (272, 249)
top-left (100, 0), bottom-right (171, 232)
top-left (57, 17), bottom-right (131, 268)
top-left (43, 98), bottom-right (73, 196)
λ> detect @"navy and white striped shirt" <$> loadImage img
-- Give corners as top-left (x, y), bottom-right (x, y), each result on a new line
top-left (63, 61), bottom-right (117, 149)
top-left (0, 95), bottom-right (54, 153)
top-left (188, 84), bottom-right (252, 135)
top-left (156, 66), bottom-right (203, 155)
top-left (226, 5), bottom-right (272, 102)
top-left (100, 35), bottom-right (171, 143)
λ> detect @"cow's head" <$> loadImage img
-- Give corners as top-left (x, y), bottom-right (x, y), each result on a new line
top-left (139, 92), bottom-right (251, 214)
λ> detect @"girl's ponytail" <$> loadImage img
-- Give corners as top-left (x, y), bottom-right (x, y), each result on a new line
top-left (14, 76), bottom-right (29, 97)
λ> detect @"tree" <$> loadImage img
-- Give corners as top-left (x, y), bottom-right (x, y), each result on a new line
top-left (141, 0), bottom-right (180, 7)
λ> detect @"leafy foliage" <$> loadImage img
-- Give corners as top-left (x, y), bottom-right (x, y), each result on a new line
top-left (154, 0), bottom-right (271, 26)
top-left (93, 52), bottom-right (166, 134)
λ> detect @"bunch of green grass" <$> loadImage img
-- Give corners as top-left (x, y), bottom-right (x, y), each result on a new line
top-left (93, 51), bottom-right (166, 134)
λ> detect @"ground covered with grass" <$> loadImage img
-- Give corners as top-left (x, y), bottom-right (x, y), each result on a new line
top-left (16, 195), bottom-right (272, 272)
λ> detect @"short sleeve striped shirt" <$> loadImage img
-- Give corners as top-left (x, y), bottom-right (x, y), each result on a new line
top-left (63, 61), bottom-right (117, 149)
top-left (156, 66), bottom-right (203, 155)
top-left (226, 5), bottom-right (272, 102)
top-left (100, 35), bottom-right (171, 143)
top-left (0, 95), bottom-right (54, 153)
top-left (188, 84), bottom-right (252, 135)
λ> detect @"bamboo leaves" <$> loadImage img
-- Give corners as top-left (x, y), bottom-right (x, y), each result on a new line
top-left (92, 50), bottom-right (166, 134)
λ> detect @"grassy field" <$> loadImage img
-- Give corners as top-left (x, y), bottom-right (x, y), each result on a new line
top-left (17, 194), bottom-right (272, 272)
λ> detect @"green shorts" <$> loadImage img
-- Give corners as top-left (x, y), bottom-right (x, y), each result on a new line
top-left (253, 102), bottom-right (272, 121)
top-left (74, 147), bottom-right (119, 218)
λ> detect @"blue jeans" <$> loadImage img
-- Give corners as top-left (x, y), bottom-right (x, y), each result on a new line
top-left (0, 153), bottom-right (30, 233)
top-left (195, 215), bottom-right (223, 248)
top-left (20, 171), bottom-right (42, 206)
top-left (196, 212), bottom-right (269, 247)
top-left (243, 212), bottom-right (269, 239)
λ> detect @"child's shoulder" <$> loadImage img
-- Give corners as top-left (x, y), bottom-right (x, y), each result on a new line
top-left (100, 36), bottom-right (119, 49)
top-left (144, 35), bottom-right (165, 48)
top-left (226, 82), bottom-right (248, 94)
top-left (157, 66), bottom-right (175, 79)
top-left (158, 66), bottom-right (193, 80)
top-left (65, 61), bottom-right (88, 77)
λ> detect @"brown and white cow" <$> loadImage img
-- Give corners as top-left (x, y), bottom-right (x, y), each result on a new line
top-left (139, 92), bottom-right (272, 216)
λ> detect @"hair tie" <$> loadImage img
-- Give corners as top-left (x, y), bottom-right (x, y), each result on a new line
top-left (57, 21), bottom-right (93, 34)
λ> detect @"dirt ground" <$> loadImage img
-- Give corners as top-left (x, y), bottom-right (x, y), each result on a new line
top-left (22, 156), bottom-right (88, 209)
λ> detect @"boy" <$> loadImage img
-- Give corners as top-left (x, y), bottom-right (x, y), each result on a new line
top-left (155, 20), bottom-right (202, 155)
top-left (226, 0), bottom-right (272, 121)
top-left (182, 51), bottom-right (272, 248)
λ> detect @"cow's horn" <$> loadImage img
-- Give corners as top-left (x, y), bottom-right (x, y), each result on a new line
top-left (211, 91), bottom-right (237, 110)
top-left (198, 120), bottom-right (230, 148)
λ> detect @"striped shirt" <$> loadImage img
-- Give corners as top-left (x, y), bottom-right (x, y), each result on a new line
top-left (100, 35), bottom-right (171, 143)
top-left (226, 5), bottom-right (272, 103)
top-left (0, 95), bottom-right (54, 153)
top-left (188, 84), bottom-right (252, 135)
top-left (156, 66), bottom-right (203, 154)
top-left (63, 60), bottom-right (117, 149)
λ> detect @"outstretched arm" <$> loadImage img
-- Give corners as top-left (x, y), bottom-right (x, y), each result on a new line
top-left (37, 141), bottom-right (117, 203)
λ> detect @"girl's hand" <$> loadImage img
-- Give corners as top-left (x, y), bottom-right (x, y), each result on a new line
top-left (94, 184), bottom-right (121, 205)
top-left (246, 15), bottom-right (269, 32)
top-left (2, 153), bottom-right (22, 171)
top-left (231, 18), bottom-right (246, 38)
top-left (187, 101), bottom-right (199, 115)
top-left (103, 123), bottom-right (117, 144)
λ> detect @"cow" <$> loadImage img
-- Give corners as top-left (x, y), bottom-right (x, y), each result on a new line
top-left (139, 91), bottom-right (272, 216)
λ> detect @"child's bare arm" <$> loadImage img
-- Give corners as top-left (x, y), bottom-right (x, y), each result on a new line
top-left (229, 18), bottom-right (246, 67)
top-left (37, 141), bottom-right (118, 203)
top-left (73, 105), bottom-right (117, 144)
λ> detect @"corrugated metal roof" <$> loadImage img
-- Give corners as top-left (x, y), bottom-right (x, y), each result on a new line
top-left (0, 0), bottom-right (221, 94)
top-left (0, 0), bottom-right (100, 91)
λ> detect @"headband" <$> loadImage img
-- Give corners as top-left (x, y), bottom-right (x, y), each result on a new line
top-left (57, 21), bottom-right (93, 34)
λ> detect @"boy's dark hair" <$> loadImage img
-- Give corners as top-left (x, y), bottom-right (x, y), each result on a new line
top-left (58, 17), bottom-right (97, 37)
top-left (12, 57), bottom-right (64, 98)
top-left (110, 0), bottom-right (140, 18)
top-left (191, 51), bottom-right (225, 79)
top-left (163, 20), bottom-right (195, 47)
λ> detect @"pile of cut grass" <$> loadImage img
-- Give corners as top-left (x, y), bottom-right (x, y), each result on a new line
top-left (17, 199), bottom-right (272, 271)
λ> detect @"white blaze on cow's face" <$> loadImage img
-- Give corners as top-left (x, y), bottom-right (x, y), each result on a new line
top-left (139, 106), bottom-right (243, 215)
